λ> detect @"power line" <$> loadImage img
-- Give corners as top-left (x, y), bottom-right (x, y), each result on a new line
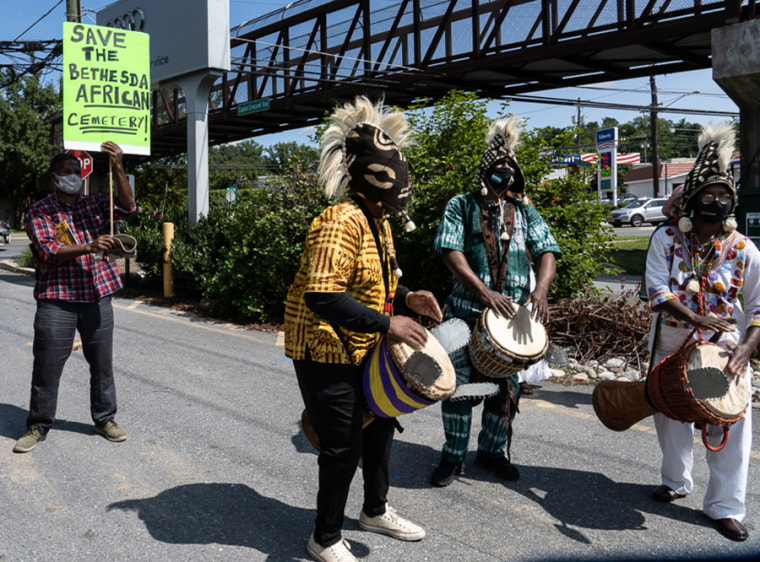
top-left (13, 0), bottom-right (64, 41)
top-left (503, 93), bottom-right (739, 119)
top-left (577, 84), bottom-right (729, 99)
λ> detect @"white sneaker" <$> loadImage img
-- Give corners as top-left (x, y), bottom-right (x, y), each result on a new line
top-left (358, 504), bottom-right (426, 541)
top-left (306, 533), bottom-right (357, 562)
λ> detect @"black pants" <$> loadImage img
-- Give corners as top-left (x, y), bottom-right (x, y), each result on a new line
top-left (295, 353), bottom-right (395, 547)
top-left (27, 297), bottom-right (117, 433)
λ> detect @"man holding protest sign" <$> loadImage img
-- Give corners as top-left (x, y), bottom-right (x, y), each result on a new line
top-left (14, 141), bottom-right (136, 453)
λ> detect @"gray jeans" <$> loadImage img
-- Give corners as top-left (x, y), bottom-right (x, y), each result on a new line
top-left (27, 297), bottom-right (117, 433)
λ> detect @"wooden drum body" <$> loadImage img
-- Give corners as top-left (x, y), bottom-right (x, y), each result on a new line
top-left (647, 341), bottom-right (749, 428)
top-left (468, 306), bottom-right (549, 378)
top-left (363, 330), bottom-right (456, 418)
top-left (592, 379), bottom-right (654, 432)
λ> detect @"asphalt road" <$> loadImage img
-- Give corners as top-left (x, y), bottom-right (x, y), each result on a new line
top-left (0, 233), bottom-right (25, 261)
top-left (1, 268), bottom-right (760, 561)
top-left (611, 224), bottom-right (656, 237)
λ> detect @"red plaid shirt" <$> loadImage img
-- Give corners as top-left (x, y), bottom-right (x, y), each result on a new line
top-left (27, 192), bottom-right (135, 302)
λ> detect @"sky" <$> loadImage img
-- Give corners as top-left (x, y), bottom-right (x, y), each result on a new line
top-left (1, 0), bottom-right (741, 150)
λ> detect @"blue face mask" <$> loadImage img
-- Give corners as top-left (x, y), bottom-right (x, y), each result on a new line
top-left (54, 173), bottom-right (83, 195)
top-left (489, 168), bottom-right (515, 188)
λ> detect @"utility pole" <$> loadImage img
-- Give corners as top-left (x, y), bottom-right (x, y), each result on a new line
top-left (650, 75), bottom-right (661, 198)
top-left (66, 0), bottom-right (81, 22)
top-left (570, 99), bottom-right (585, 176)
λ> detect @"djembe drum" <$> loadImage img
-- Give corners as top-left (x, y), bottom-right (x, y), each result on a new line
top-left (468, 306), bottom-right (549, 378)
top-left (363, 330), bottom-right (456, 417)
top-left (592, 339), bottom-right (750, 452)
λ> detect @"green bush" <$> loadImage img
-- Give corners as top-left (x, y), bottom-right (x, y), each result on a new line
top-left (519, 127), bottom-right (618, 299)
top-left (122, 164), bottom-right (326, 322)
top-left (397, 91), bottom-right (493, 300)
top-left (18, 246), bottom-right (33, 269)
top-left (120, 206), bottom-right (182, 281)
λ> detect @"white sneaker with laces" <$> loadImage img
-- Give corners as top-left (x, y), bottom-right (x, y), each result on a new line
top-left (306, 533), bottom-right (357, 562)
top-left (358, 504), bottom-right (426, 541)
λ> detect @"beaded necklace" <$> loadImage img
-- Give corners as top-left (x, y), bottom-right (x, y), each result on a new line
top-left (685, 232), bottom-right (718, 294)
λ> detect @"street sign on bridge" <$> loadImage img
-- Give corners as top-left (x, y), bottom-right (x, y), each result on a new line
top-left (65, 150), bottom-right (93, 179)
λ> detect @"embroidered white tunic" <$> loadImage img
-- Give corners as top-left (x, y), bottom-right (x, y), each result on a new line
top-left (646, 224), bottom-right (760, 339)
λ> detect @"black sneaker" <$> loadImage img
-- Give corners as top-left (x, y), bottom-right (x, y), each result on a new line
top-left (475, 454), bottom-right (520, 481)
top-left (430, 460), bottom-right (464, 487)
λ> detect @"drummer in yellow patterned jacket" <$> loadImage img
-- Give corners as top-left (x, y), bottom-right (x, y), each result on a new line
top-left (645, 122), bottom-right (760, 542)
top-left (285, 97), bottom-right (442, 562)
top-left (430, 117), bottom-right (561, 487)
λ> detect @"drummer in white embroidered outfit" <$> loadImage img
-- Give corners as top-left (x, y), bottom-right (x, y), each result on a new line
top-left (645, 122), bottom-right (760, 542)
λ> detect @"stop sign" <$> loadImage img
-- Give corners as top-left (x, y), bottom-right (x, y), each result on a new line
top-left (65, 150), bottom-right (93, 179)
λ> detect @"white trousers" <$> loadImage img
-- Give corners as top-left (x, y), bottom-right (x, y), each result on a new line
top-left (651, 323), bottom-right (753, 521)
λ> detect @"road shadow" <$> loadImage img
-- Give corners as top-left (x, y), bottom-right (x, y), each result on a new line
top-left (530, 385), bottom-right (594, 409)
top-left (501, 464), bottom-right (711, 543)
top-left (0, 403), bottom-right (97, 439)
top-left (107, 482), bottom-right (371, 560)
top-left (0, 404), bottom-right (28, 439)
top-left (288, 420), bottom-right (715, 546)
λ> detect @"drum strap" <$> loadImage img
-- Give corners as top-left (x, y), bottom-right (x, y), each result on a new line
top-left (352, 195), bottom-right (395, 314)
top-left (476, 193), bottom-right (514, 292)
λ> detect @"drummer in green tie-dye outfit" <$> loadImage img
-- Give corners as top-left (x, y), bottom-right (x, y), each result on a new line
top-left (430, 116), bottom-right (561, 488)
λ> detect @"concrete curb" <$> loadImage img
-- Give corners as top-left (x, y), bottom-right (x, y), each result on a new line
top-left (0, 260), bottom-right (34, 276)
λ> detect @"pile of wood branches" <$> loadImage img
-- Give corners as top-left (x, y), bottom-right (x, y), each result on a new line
top-left (547, 287), bottom-right (652, 371)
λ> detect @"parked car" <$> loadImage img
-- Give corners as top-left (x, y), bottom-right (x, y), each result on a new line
top-left (0, 220), bottom-right (11, 244)
top-left (600, 193), bottom-right (638, 205)
top-left (609, 198), bottom-right (668, 227)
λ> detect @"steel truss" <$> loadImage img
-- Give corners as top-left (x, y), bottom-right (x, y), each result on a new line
top-left (151, 0), bottom-right (758, 156)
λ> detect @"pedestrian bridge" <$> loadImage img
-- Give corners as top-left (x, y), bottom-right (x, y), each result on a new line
top-left (150, 0), bottom-right (759, 155)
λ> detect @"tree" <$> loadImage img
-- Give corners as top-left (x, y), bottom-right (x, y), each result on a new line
top-left (263, 141), bottom-right (318, 173)
top-left (209, 139), bottom-right (266, 191)
top-left (399, 90), bottom-right (494, 298)
top-left (0, 70), bottom-right (61, 228)
top-left (131, 153), bottom-right (188, 211)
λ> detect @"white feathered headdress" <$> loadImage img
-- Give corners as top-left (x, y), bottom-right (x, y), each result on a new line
top-left (485, 116), bottom-right (523, 153)
top-left (317, 96), bottom-right (413, 202)
top-left (477, 116), bottom-right (526, 198)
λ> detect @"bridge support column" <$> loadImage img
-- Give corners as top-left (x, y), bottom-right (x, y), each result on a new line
top-left (176, 70), bottom-right (223, 226)
top-left (712, 19), bottom-right (760, 190)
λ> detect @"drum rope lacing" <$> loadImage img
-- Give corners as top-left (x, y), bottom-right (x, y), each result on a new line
top-left (471, 321), bottom-right (519, 375)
